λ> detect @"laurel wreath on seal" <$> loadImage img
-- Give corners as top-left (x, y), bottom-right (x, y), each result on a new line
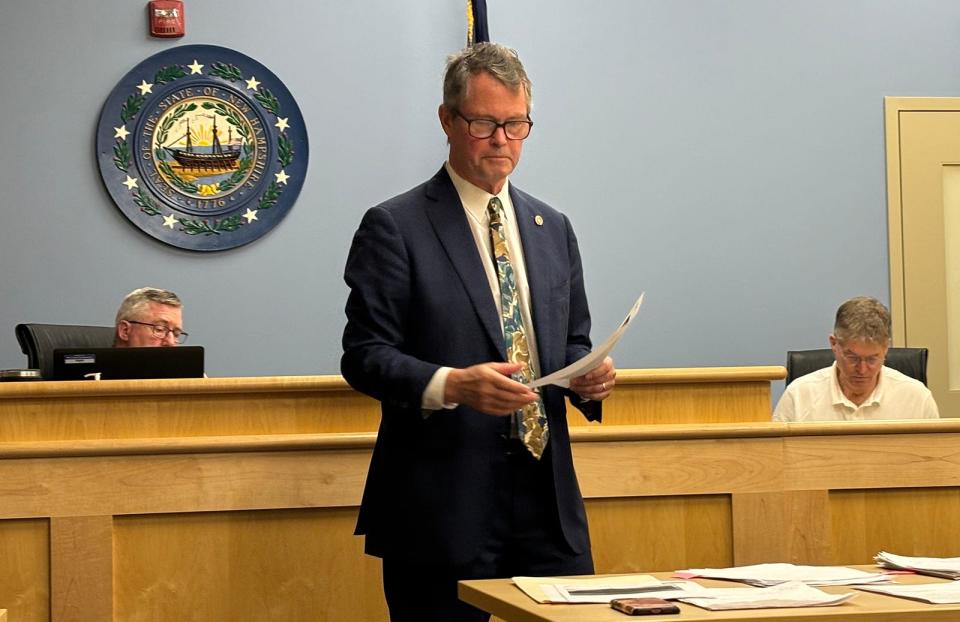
top-left (112, 62), bottom-right (295, 236)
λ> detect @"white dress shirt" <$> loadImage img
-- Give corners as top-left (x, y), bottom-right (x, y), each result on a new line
top-left (421, 163), bottom-right (541, 410)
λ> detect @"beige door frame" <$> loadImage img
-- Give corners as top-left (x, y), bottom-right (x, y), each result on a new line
top-left (884, 96), bottom-right (960, 342)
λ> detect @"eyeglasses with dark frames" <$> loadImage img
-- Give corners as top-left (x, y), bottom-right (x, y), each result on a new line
top-left (127, 320), bottom-right (189, 344)
top-left (453, 109), bottom-right (533, 140)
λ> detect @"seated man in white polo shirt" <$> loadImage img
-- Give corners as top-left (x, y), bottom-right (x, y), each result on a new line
top-left (773, 296), bottom-right (939, 422)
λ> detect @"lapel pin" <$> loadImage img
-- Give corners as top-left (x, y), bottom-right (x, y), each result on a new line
top-left (535, 215), bottom-right (544, 226)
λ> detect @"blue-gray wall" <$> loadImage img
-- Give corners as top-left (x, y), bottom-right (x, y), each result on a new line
top-left (3, 1), bottom-right (959, 406)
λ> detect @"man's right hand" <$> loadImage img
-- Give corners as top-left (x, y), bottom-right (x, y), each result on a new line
top-left (445, 362), bottom-right (539, 415)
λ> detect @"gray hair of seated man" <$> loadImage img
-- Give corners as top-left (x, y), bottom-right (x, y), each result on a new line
top-left (833, 296), bottom-right (891, 345)
top-left (115, 287), bottom-right (182, 325)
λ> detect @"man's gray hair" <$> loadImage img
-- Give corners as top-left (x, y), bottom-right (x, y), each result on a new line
top-left (442, 42), bottom-right (532, 113)
top-left (115, 287), bottom-right (182, 325)
top-left (834, 296), bottom-right (891, 345)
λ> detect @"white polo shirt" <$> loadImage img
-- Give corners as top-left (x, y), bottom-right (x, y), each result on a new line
top-left (773, 363), bottom-right (940, 422)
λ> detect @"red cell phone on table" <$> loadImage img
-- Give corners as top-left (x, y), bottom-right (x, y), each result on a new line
top-left (610, 597), bottom-right (680, 615)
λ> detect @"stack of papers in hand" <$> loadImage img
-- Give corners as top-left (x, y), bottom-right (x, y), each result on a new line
top-left (680, 581), bottom-right (855, 611)
top-left (512, 574), bottom-right (708, 604)
top-left (857, 582), bottom-right (960, 604)
top-left (677, 563), bottom-right (891, 587)
top-left (874, 551), bottom-right (960, 580)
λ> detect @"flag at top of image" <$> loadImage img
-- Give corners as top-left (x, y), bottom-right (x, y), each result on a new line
top-left (467, 0), bottom-right (489, 45)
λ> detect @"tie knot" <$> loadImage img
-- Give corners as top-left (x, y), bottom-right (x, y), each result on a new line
top-left (487, 197), bottom-right (504, 224)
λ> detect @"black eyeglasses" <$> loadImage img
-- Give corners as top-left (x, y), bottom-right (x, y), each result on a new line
top-left (453, 110), bottom-right (533, 140)
top-left (127, 320), bottom-right (189, 344)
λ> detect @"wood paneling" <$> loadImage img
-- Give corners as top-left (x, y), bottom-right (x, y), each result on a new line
top-left (114, 508), bottom-right (383, 622)
top-left (24, 370), bottom-right (960, 622)
top-left (573, 367), bottom-right (783, 426)
top-left (0, 519), bottom-right (48, 622)
top-left (587, 495), bottom-right (732, 573)
top-left (0, 367), bottom-right (785, 442)
top-left (51, 516), bottom-right (112, 622)
top-left (830, 488), bottom-right (960, 564)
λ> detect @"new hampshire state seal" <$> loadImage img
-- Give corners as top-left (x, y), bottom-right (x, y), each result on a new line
top-left (96, 45), bottom-right (308, 251)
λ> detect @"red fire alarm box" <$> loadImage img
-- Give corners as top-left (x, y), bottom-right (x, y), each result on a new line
top-left (149, 0), bottom-right (185, 38)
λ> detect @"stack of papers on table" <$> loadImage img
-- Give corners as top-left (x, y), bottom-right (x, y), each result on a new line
top-left (680, 581), bottom-right (855, 611)
top-left (875, 551), bottom-right (960, 580)
top-left (857, 582), bottom-right (960, 604)
top-left (512, 574), bottom-right (708, 604)
top-left (676, 563), bottom-right (891, 587)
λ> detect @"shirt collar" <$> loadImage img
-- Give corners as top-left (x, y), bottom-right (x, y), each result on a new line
top-left (444, 161), bottom-right (512, 224)
top-left (829, 362), bottom-right (883, 408)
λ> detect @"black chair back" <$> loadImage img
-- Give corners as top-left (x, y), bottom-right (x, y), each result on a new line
top-left (15, 323), bottom-right (116, 379)
top-left (785, 347), bottom-right (928, 387)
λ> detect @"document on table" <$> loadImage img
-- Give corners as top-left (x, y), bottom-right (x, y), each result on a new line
top-left (676, 563), bottom-right (891, 587)
top-left (856, 582), bottom-right (960, 604)
top-left (679, 581), bottom-right (856, 611)
top-left (526, 293), bottom-right (644, 389)
top-left (512, 573), bottom-right (706, 604)
top-left (874, 551), bottom-right (960, 580)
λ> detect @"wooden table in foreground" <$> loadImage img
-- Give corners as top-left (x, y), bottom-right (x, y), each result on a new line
top-left (460, 567), bottom-right (960, 622)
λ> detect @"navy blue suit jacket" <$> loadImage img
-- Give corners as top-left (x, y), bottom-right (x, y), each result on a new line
top-left (341, 167), bottom-right (601, 566)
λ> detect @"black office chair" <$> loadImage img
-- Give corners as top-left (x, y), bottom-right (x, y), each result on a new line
top-left (15, 323), bottom-right (116, 379)
top-left (785, 347), bottom-right (928, 387)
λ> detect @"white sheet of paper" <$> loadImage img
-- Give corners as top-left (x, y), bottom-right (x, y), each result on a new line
top-left (512, 573), bottom-right (659, 604)
top-left (680, 581), bottom-right (856, 611)
top-left (856, 582), bottom-right (960, 604)
top-left (875, 551), bottom-right (960, 576)
top-left (556, 580), bottom-right (708, 603)
top-left (678, 563), bottom-right (890, 587)
top-left (526, 293), bottom-right (644, 389)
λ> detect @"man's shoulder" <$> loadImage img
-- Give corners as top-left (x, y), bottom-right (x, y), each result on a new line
top-left (880, 366), bottom-right (932, 394)
top-left (774, 366), bottom-right (836, 422)
top-left (509, 185), bottom-right (576, 239)
top-left (789, 365), bottom-right (835, 390)
top-left (510, 184), bottom-right (562, 217)
top-left (374, 169), bottom-right (447, 213)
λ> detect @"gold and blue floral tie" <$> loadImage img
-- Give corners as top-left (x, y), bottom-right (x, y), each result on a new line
top-left (487, 197), bottom-right (548, 459)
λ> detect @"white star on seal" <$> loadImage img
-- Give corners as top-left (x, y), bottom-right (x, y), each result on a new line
top-left (274, 170), bottom-right (289, 185)
top-left (137, 80), bottom-right (153, 95)
top-left (188, 60), bottom-right (204, 74)
top-left (163, 214), bottom-right (178, 229)
top-left (275, 117), bottom-right (290, 132)
top-left (114, 125), bottom-right (130, 140)
top-left (123, 176), bottom-right (139, 190)
top-left (245, 76), bottom-right (261, 91)
top-left (243, 208), bottom-right (258, 223)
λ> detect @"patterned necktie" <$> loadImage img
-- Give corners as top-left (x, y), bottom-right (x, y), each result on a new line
top-left (487, 197), bottom-right (549, 459)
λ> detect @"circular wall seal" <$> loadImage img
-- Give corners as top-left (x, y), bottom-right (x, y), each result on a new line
top-left (96, 45), bottom-right (308, 251)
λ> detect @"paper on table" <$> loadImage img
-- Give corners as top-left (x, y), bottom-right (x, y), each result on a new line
top-left (875, 551), bottom-right (960, 579)
top-left (556, 580), bottom-right (708, 603)
top-left (512, 573), bottom-right (660, 604)
top-left (856, 582), bottom-right (960, 604)
top-left (526, 293), bottom-right (644, 389)
top-left (677, 563), bottom-right (890, 587)
top-left (680, 581), bottom-right (856, 611)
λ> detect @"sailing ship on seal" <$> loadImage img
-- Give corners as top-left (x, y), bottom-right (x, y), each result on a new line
top-left (164, 114), bottom-right (240, 171)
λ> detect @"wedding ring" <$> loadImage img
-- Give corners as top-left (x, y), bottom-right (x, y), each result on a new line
top-left (601, 382), bottom-right (607, 391)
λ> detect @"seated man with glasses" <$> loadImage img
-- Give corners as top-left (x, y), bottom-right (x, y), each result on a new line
top-left (774, 296), bottom-right (938, 421)
top-left (113, 287), bottom-right (188, 347)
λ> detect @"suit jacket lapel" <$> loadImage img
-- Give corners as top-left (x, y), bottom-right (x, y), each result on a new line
top-left (424, 168), bottom-right (505, 356)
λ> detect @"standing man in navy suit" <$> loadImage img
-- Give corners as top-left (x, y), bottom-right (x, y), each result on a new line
top-left (341, 42), bottom-right (616, 622)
